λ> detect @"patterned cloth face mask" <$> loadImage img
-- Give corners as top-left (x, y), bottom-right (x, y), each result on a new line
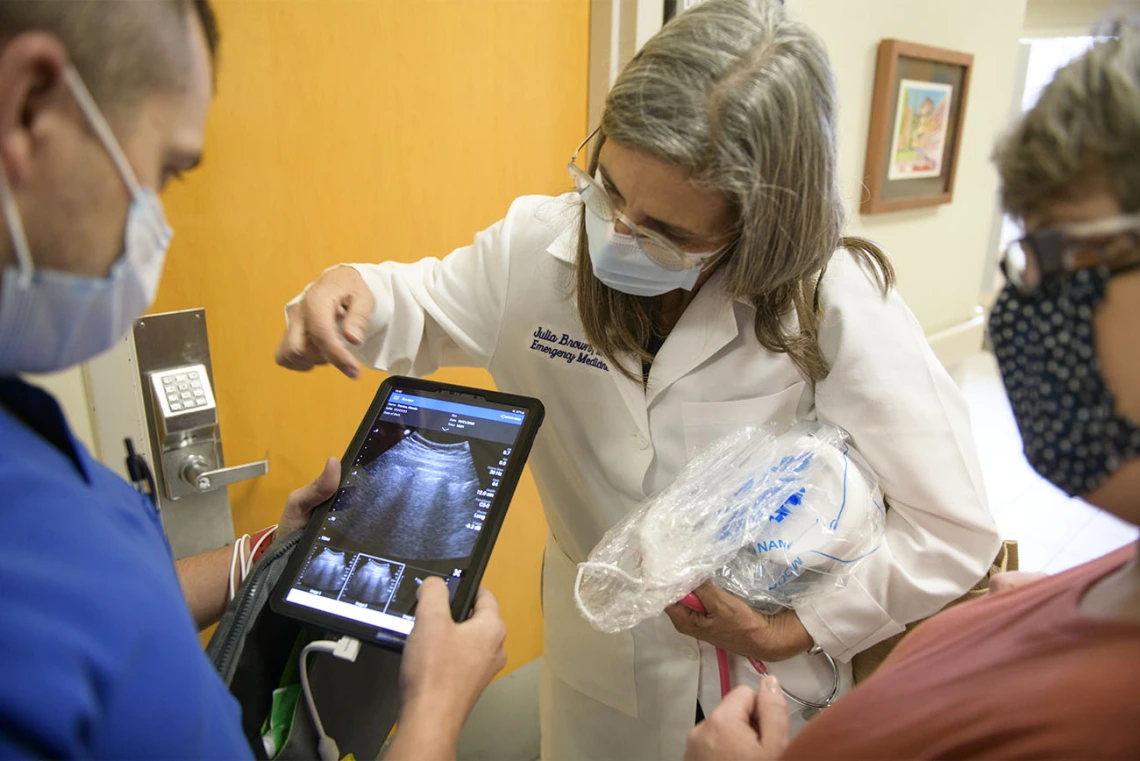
top-left (989, 266), bottom-right (1140, 496)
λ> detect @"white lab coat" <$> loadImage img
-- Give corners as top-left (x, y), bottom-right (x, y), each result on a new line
top-left (318, 194), bottom-right (1000, 760)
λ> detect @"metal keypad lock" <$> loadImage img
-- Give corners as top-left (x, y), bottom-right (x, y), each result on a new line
top-left (83, 308), bottom-right (267, 557)
top-left (134, 311), bottom-right (268, 502)
top-left (147, 361), bottom-right (267, 500)
top-left (151, 364), bottom-right (216, 416)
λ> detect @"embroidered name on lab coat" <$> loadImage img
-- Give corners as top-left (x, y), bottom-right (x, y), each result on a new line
top-left (530, 326), bottom-right (610, 372)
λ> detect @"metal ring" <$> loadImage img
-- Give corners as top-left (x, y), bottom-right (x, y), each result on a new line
top-left (772, 650), bottom-right (840, 710)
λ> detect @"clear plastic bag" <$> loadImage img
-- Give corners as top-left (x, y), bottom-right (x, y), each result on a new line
top-left (574, 422), bottom-right (886, 634)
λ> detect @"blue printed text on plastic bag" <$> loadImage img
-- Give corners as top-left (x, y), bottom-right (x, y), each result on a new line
top-left (574, 422), bottom-right (887, 633)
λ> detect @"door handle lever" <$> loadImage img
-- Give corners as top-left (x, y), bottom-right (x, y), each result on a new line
top-left (180, 455), bottom-right (268, 492)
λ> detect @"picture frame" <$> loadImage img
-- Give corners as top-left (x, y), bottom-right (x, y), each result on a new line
top-left (860, 39), bottom-right (974, 215)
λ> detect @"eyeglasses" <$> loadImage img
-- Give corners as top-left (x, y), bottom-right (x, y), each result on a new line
top-left (1001, 212), bottom-right (1140, 294)
top-left (568, 128), bottom-right (732, 271)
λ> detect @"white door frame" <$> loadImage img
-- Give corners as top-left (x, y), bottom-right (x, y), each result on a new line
top-left (587, 0), bottom-right (666, 132)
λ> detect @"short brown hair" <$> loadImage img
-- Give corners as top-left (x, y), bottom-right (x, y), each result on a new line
top-left (0, 0), bottom-right (220, 117)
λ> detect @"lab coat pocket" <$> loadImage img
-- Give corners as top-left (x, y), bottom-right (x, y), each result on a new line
top-left (542, 537), bottom-right (639, 718)
top-left (680, 382), bottom-right (807, 459)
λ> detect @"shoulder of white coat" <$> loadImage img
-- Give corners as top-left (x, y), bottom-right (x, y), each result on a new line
top-left (815, 245), bottom-right (930, 366)
top-left (501, 193), bottom-right (579, 264)
top-left (817, 246), bottom-right (898, 315)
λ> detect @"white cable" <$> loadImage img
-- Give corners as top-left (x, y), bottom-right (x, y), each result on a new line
top-left (300, 636), bottom-right (362, 761)
top-left (238, 536), bottom-right (249, 580)
top-left (227, 525), bottom-right (279, 604)
top-left (227, 536), bottom-right (245, 603)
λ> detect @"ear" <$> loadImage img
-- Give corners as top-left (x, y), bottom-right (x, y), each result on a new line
top-left (0, 33), bottom-right (70, 188)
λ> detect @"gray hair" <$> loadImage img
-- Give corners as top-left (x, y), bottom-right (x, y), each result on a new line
top-left (995, 9), bottom-right (1140, 218)
top-left (576, 0), bottom-right (892, 383)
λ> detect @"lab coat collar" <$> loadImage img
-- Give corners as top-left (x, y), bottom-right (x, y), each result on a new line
top-left (542, 213), bottom-right (652, 433)
top-left (540, 219), bottom-right (645, 434)
top-left (545, 222), bottom-right (578, 264)
top-left (646, 269), bottom-right (742, 407)
top-left (544, 227), bottom-right (749, 420)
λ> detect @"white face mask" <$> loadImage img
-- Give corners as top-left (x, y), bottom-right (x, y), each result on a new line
top-left (0, 67), bottom-right (173, 376)
top-left (583, 203), bottom-right (703, 297)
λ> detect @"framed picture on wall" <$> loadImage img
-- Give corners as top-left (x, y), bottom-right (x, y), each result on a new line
top-left (861, 39), bottom-right (973, 215)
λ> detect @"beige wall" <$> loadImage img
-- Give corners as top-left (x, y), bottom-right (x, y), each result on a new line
top-left (1024, 0), bottom-right (1117, 37)
top-left (789, 0), bottom-right (1028, 338)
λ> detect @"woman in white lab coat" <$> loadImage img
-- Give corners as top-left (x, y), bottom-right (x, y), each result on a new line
top-left (277, 1), bottom-right (1000, 758)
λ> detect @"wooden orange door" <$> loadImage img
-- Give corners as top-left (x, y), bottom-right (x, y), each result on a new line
top-left (154, 0), bottom-right (590, 674)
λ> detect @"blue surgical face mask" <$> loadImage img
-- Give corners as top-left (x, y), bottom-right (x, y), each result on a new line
top-left (584, 204), bottom-right (704, 297)
top-left (0, 67), bottom-right (173, 376)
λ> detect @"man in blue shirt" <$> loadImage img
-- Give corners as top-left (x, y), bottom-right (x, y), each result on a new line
top-left (0, 3), bottom-right (508, 758)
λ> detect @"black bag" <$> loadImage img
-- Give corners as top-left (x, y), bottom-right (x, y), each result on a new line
top-left (207, 531), bottom-right (403, 760)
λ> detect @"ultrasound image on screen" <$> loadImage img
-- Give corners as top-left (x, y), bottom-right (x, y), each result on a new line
top-left (334, 431), bottom-right (484, 561)
top-left (284, 388), bottom-right (526, 634)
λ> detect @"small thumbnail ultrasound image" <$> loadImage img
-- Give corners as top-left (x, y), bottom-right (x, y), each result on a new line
top-left (297, 547), bottom-right (353, 596)
top-left (339, 556), bottom-right (400, 608)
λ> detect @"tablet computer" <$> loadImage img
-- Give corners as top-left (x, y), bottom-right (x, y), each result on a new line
top-left (270, 375), bottom-right (544, 650)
